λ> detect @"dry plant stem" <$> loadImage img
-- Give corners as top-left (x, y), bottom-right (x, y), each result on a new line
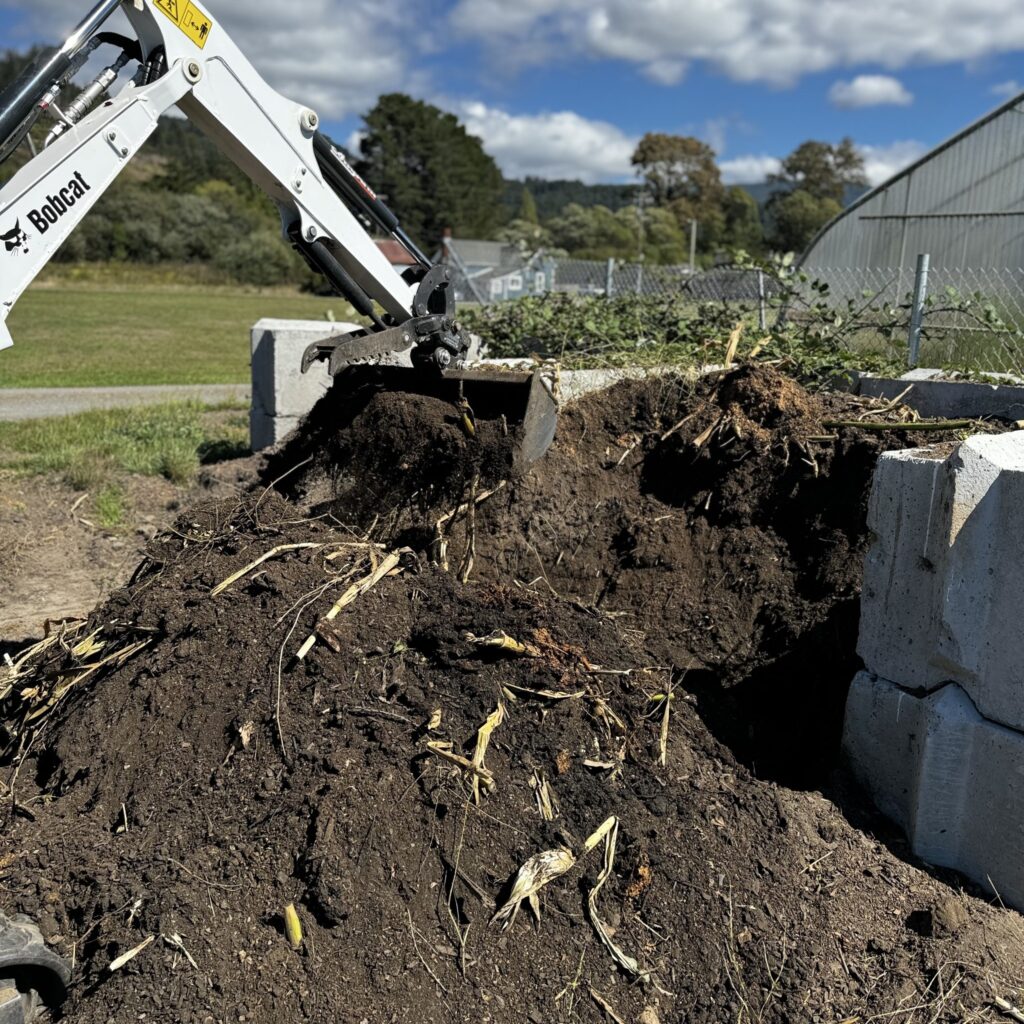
top-left (858, 384), bottom-right (915, 421)
top-left (659, 690), bottom-right (672, 767)
top-left (458, 473), bottom-right (480, 584)
top-left (996, 998), bottom-right (1024, 1024)
top-left (108, 934), bottom-right (155, 973)
top-left (823, 419), bottom-right (975, 432)
top-left (470, 702), bottom-right (505, 804)
top-left (436, 481), bottom-right (507, 529)
top-left (587, 819), bottom-right (656, 986)
top-left (723, 322), bottom-right (745, 369)
top-left (295, 549), bottom-right (404, 660)
top-left (406, 909), bottom-right (449, 994)
top-left (211, 543), bottom-right (323, 597)
top-left (590, 988), bottom-right (628, 1024)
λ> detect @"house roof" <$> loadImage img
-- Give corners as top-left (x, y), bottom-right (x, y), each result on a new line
top-left (445, 238), bottom-right (520, 269)
top-left (375, 239), bottom-right (419, 265)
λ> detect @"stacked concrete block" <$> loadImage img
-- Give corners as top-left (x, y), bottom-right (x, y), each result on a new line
top-left (250, 319), bottom-right (362, 451)
top-left (843, 431), bottom-right (1024, 908)
top-left (845, 675), bottom-right (1024, 909)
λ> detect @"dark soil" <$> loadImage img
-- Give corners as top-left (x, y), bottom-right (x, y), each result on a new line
top-left (267, 366), bottom-right (520, 544)
top-left (2, 366), bottom-right (1021, 1024)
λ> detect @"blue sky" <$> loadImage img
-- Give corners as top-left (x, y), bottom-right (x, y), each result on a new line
top-left (1, 0), bottom-right (1023, 187)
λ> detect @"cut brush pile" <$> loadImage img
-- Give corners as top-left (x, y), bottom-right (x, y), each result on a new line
top-left (1, 365), bottom-right (1022, 1024)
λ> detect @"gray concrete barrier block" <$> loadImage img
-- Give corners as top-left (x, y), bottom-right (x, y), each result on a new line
top-left (843, 673), bottom-right (1024, 908)
top-left (935, 433), bottom-right (1024, 731)
top-left (857, 431), bottom-right (1024, 732)
top-left (857, 446), bottom-right (950, 691)
top-left (251, 319), bottom-right (360, 451)
top-left (858, 373), bottom-right (1024, 421)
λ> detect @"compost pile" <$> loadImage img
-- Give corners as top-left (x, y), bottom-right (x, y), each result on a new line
top-left (2, 366), bottom-right (1022, 1024)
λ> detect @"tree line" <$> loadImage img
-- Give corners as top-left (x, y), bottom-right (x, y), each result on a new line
top-left (0, 45), bottom-right (871, 283)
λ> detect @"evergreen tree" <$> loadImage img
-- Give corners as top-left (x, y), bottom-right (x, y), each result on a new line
top-left (722, 186), bottom-right (765, 254)
top-left (768, 189), bottom-right (842, 253)
top-left (769, 138), bottom-right (868, 204)
top-left (518, 186), bottom-right (540, 224)
top-left (356, 94), bottom-right (505, 249)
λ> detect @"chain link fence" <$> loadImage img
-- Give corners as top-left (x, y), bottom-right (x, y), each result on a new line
top-left (445, 241), bottom-right (1024, 377)
top-left (790, 263), bottom-right (1024, 377)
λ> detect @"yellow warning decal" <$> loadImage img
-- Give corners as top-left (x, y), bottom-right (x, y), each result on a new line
top-left (153, 0), bottom-right (214, 49)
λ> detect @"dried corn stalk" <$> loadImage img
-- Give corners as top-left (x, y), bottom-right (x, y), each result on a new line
top-left (505, 682), bottom-right (585, 702)
top-left (587, 818), bottom-right (656, 986)
top-left (531, 770), bottom-right (559, 821)
top-left (466, 631), bottom-right (541, 658)
top-left (471, 702), bottom-right (505, 804)
top-left (211, 543), bottom-right (323, 597)
top-left (649, 690), bottom-right (676, 767)
top-left (296, 550), bottom-right (405, 660)
top-left (491, 817), bottom-right (616, 931)
top-left (108, 934), bottom-right (155, 973)
top-left (426, 742), bottom-right (495, 790)
top-left (491, 847), bottom-right (576, 930)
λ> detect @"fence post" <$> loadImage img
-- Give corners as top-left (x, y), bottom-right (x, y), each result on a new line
top-left (757, 270), bottom-right (767, 332)
top-left (907, 253), bottom-right (931, 368)
top-left (606, 258), bottom-right (616, 298)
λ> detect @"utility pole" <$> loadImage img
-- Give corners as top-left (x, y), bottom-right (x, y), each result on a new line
top-left (635, 187), bottom-right (650, 296)
top-left (689, 219), bottom-right (698, 274)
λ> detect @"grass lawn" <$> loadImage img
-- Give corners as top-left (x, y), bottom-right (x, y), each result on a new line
top-left (0, 280), bottom-right (355, 388)
top-left (0, 401), bottom-right (250, 489)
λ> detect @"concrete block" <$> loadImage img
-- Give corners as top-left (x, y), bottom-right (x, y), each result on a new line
top-left (934, 433), bottom-right (1024, 731)
top-left (250, 319), bottom-right (359, 451)
top-left (858, 373), bottom-right (1024, 421)
top-left (857, 446), bottom-right (950, 691)
top-left (858, 432), bottom-right (1024, 732)
top-left (843, 673), bottom-right (1024, 909)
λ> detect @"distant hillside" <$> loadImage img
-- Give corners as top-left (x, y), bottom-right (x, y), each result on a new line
top-left (739, 180), bottom-right (872, 209)
top-left (502, 177), bottom-right (639, 220)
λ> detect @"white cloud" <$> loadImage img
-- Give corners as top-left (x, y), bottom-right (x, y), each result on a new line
top-left (859, 140), bottom-right (929, 185)
top-left (1, 0), bottom-right (423, 119)
top-left (457, 101), bottom-right (638, 182)
top-left (991, 79), bottom-right (1022, 98)
top-left (829, 75), bottom-right (913, 109)
top-left (720, 155), bottom-right (782, 184)
top-left (451, 0), bottom-right (1024, 86)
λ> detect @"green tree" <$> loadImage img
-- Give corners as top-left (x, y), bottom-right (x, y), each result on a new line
top-left (498, 219), bottom-right (555, 254)
top-left (722, 186), bottom-right (765, 253)
top-left (356, 94), bottom-right (505, 249)
top-left (618, 206), bottom-right (689, 264)
top-left (547, 204), bottom-right (635, 261)
top-left (768, 189), bottom-right (842, 252)
top-left (631, 134), bottom-right (726, 255)
top-left (518, 186), bottom-right (539, 224)
top-left (769, 138), bottom-right (868, 204)
top-left (631, 133), bottom-right (724, 208)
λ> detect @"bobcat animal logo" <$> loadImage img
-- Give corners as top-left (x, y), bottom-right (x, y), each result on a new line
top-left (0, 220), bottom-right (28, 254)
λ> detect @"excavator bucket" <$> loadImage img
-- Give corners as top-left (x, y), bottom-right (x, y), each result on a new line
top-left (355, 365), bottom-right (559, 469)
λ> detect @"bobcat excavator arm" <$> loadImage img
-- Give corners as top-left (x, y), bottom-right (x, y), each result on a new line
top-left (0, 0), bottom-right (468, 373)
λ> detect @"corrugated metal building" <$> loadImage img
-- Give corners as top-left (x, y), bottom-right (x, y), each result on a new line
top-left (799, 90), bottom-right (1024, 300)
